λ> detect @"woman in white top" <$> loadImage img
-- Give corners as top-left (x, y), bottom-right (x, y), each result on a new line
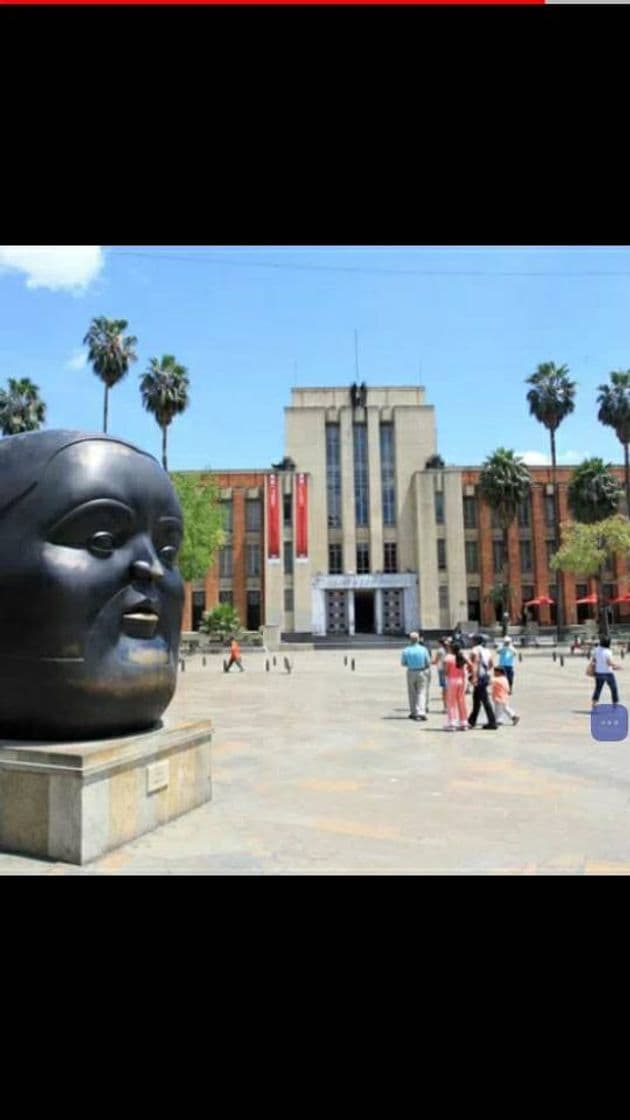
top-left (591, 637), bottom-right (620, 707)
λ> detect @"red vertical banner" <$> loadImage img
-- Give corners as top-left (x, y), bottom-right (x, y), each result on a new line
top-left (296, 473), bottom-right (308, 559)
top-left (267, 474), bottom-right (280, 560)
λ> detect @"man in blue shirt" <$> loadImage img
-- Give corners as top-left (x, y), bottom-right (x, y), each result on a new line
top-left (401, 631), bottom-right (431, 721)
top-left (498, 637), bottom-right (515, 693)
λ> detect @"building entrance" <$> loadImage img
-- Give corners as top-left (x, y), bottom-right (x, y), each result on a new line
top-left (354, 590), bottom-right (375, 633)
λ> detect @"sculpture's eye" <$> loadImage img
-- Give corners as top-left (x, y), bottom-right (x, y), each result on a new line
top-left (88, 531), bottom-right (116, 558)
top-left (154, 519), bottom-right (183, 568)
top-left (48, 499), bottom-right (135, 553)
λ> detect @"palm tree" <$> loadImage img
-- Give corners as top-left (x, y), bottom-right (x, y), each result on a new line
top-left (84, 316), bottom-right (138, 433)
top-left (525, 361), bottom-right (576, 637)
top-left (597, 370), bottom-right (630, 515)
top-left (567, 458), bottom-right (623, 638)
top-left (139, 354), bottom-right (190, 470)
top-left (0, 377), bottom-right (46, 435)
top-left (567, 458), bottom-right (622, 525)
top-left (478, 448), bottom-right (531, 634)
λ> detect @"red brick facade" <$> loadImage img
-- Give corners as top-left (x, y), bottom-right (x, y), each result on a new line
top-left (462, 465), bottom-right (628, 628)
top-left (181, 470), bottom-right (267, 632)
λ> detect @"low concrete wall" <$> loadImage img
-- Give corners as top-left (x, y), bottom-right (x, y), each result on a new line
top-left (0, 720), bottom-right (212, 865)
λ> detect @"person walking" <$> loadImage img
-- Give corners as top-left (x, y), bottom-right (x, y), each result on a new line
top-left (498, 636), bottom-right (516, 693)
top-left (590, 636), bottom-right (620, 707)
top-left (401, 631), bottom-right (431, 721)
top-left (444, 640), bottom-right (470, 731)
top-left (467, 634), bottom-right (498, 730)
top-left (491, 667), bottom-right (520, 725)
top-left (432, 638), bottom-right (450, 713)
top-left (225, 635), bottom-right (245, 672)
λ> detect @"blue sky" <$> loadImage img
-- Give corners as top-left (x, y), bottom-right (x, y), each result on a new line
top-left (0, 244), bottom-right (629, 470)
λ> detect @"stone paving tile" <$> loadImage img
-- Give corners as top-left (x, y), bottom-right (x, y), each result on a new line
top-left (2, 649), bottom-right (630, 875)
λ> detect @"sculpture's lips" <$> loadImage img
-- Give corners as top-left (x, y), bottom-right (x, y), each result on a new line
top-left (121, 611), bottom-right (160, 639)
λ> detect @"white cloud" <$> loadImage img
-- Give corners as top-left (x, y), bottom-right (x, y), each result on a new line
top-left (517, 449), bottom-right (582, 466)
top-left (66, 349), bottom-right (87, 371)
top-left (0, 246), bottom-right (104, 291)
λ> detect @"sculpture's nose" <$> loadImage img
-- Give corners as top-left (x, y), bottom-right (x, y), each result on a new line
top-left (131, 550), bottom-right (164, 583)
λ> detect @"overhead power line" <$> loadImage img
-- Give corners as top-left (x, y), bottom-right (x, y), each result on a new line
top-left (108, 248), bottom-right (630, 278)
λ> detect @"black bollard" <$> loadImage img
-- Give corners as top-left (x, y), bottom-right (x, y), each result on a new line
top-left (518, 652), bottom-right (523, 663)
top-left (266, 660), bottom-right (270, 672)
top-left (560, 654), bottom-right (564, 667)
top-left (273, 656), bottom-right (276, 666)
top-left (344, 656), bottom-right (348, 666)
top-left (552, 651), bottom-right (556, 662)
top-left (351, 658), bottom-right (356, 671)
top-left (284, 656), bottom-right (292, 674)
top-left (180, 659), bottom-right (185, 672)
top-left (223, 659), bottom-right (228, 673)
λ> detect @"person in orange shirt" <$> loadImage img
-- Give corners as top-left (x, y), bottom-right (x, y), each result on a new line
top-left (225, 636), bottom-right (244, 673)
top-left (491, 667), bottom-right (519, 725)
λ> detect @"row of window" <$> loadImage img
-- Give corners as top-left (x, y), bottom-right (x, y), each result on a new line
top-left (463, 492), bottom-right (557, 531)
top-left (328, 541), bottom-right (398, 575)
top-left (220, 498), bottom-right (263, 534)
top-left (463, 537), bottom-right (617, 576)
top-left (326, 423), bottom-right (397, 530)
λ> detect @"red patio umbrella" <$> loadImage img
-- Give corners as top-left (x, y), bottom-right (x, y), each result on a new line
top-left (524, 596), bottom-right (555, 606)
top-left (575, 593), bottom-right (598, 605)
top-left (608, 592), bottom-right (630, 604)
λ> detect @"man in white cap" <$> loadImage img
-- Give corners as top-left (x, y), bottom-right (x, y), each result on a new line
top-left (498, 636), bottom-right (516, 694)
top-left (401, 631), bottom-right (431, 721)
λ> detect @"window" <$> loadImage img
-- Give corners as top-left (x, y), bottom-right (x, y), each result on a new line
top-left (517, 496), bottom-right (530, 528)
top-left (519, 540), bottom-right (532, 573)
top-left (192, 590), bottom-right (205, 632)
top-left (219, 590), bottom-right (233, 605)
top-left (521, 585), bottom-right (535, 609)
top-left (329, 543), bottom-right (342, 575)
top-left (283, 540), bottom-right (293, 574)
top-left (467, 586), bottom-right (481, 622)
top-left (491, 507), bottom-right (502, 530)
top-left (575, 583), bottom-right (588, 600)
top-left (493, 540), bottom-right (504, 574)
top-left (326, 424), bottom-right (342, 529)
top-left (284, 588), bottom-right (294, 612)
top-left (221, 500), bottom-right (233, 533)
top-left (439, 586), bottom-right (449, 611)
top-left (246, 499), bottom-right (261, 532)
top-left (546, 539), bottom-right (556, 568)
top-left (283, 492), bottom-right (292, 528)
top-left (465, 541), bottom-right (478, 573)
top-left (356, 543), bottom-right (370, 574)
top-left (463, 496), bottom-right (477, 529)
top-left (247, 544), bottom-right (261, 577)
top-left (545, 493), bottom-right (556, 528)
top-left (219, 546), bottom-right (233, 578)
top-left (246, 590), bottom-right (261, 631)
top-left (437, 539), bottom-right (447, 570)
top-left (434, 490), bottom-right (445, 525)
top-left (384, 542), bottom-right (397, 573)
top-left (353, 424), bottom-right (369, 526)
top-left (380, 423), bottom-right (396, 526)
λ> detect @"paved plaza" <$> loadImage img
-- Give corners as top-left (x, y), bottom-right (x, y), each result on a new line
top-left (1, 647), bottom-right (630, 875)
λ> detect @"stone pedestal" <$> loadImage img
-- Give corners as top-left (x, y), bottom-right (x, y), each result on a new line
top-left (261, 624), bottom-right (281, 651)
top-left (0, 720), bottom-right (212, 865)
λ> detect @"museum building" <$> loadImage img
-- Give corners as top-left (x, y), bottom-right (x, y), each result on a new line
top-left (181, 384), bottom-right (629, 636)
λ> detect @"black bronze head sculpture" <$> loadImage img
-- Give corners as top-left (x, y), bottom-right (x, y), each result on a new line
top-left (0, 431), bottom-right (184, 740)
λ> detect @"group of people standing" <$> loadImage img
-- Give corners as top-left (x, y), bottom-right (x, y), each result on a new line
top-left (401, 632), bottom-right (520, 732)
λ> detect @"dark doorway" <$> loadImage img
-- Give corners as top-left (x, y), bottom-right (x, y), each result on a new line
top-left (247, 590), bottom-right (261, 631)
top-left (192, 590), bottom-right (205, 632)
top-left (355, 591), bottom-right (375, 633)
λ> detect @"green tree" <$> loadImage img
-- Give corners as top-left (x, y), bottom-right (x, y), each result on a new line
top-left (0, 377), bottom-right (46, 434)
top-left (169, 472), bottom-right (225, 582)
top-left (525, 361), bottom-right (576, 636)
top-left (567, 458), bottom-right (622, 525)
top-left (140, 354), bottom-right (190, 470)
top-left (199, 603), bottom-right (242, 640)
top-left (552, 515), bottom-right (630, 639)
top-left (84, 316), bottom-right (138, 433)
top-left (597, 370), bottom-right (630, 515)
top-left (478, 448), bottom-right (531, 634)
